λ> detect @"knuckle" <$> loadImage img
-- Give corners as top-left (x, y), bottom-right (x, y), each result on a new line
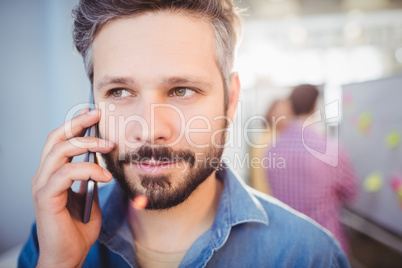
top-left (33, 187), bottom-right (46, 206)
top-left (57, 164), bottom-right (72, 178)
top-left (31, 178), bottom-right (36, 190)
top-left (31, 173), bottom-right (38, 185)
top-left (84, 137), bottom-right (100, 151)
top-left (48, 142), bottom-right (64, 156)
top-left (46, 130), bottom-right (58, 143)
top-left (31, 174), bottom-right (42, 197)
top-left (69, 136), bottom-right (89, 150)
top-left (89, 162), bottom-right (101, 173)
top-left (31, 186), bottom-right (36, 199)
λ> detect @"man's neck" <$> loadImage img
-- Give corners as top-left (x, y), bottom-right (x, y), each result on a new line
top-left (126, 172), bottom-right (223, 253)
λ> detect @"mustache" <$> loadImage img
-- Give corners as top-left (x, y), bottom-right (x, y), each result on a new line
top-left (118, 146), bottom-right (196, 166)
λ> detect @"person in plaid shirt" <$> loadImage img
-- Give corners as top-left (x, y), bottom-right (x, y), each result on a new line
top-left (266, 84), bottom-right (358, 255)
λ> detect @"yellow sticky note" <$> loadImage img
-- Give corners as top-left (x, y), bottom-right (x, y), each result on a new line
top-left (358, 112), bottom-right (371, 134)
top-left (364, 172), bottom-right (383, 192)
top-left (385, 131), bottom-right (400, 148)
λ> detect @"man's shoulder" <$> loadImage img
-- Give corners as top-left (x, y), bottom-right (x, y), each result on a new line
top-left (223, 168), bottom-right (342, 249)
top-left (244, 186), bottom-right (348, 263)
top-left (248, 185), bottom-right (336, 240)
top-left (210, 182), bottom-right (349, 267)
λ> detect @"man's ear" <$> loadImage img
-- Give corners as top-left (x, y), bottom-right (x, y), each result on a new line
top-left (226, 72), bottom-right (241, 124)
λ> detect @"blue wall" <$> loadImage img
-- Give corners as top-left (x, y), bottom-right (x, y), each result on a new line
top-left (0, 0), bottom-right (90, 253)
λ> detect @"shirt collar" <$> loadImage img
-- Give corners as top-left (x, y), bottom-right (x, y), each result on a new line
top-left (178, 164), bottom-right (269, 267)
top-left (221, 165), bottom-right (269, 226)
top-left (209, 164), bottom-right (269, 249)
top-left (98, 180), bottom-right (129, 241)
top-left (98, 181), bottom-right (138, 267)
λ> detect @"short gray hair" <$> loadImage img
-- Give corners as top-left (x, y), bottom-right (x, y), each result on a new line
top-left (72, 0), bottom-right (242, 109)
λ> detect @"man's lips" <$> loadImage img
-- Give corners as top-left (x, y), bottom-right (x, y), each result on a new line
top-left (128, 158), bottom-right (180, 175)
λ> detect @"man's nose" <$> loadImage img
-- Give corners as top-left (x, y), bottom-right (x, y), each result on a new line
top-left (129, 96), bottom-right (180, 146)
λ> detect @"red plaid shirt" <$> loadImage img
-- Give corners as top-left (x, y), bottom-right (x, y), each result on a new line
top-left (267, 120), bottom-right (357, 254)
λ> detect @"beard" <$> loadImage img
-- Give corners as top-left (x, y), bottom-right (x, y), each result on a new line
top-left (102, 124), bottom-right (227, 210)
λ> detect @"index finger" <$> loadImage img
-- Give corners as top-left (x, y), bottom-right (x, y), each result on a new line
top-left (39, 109), bottom-right (101, 167)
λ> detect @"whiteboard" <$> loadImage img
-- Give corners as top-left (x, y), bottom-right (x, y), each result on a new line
top-left (340, 75), bottom-right (402, 237)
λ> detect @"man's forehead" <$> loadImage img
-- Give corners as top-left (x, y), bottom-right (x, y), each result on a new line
top-left (92, 11), bottom-right (214, 56)
top-left (91, 11), bottom-right (220, 86)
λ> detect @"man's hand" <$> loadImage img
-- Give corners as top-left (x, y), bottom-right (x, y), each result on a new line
top-left (31, 109), bottom-right (115, 267)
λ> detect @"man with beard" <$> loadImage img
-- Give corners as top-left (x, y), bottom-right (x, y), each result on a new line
top-left (19, 0), bottom-right (350, 267)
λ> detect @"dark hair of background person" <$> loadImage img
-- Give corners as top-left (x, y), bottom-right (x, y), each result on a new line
top-left (289, 84), bottom-right (319, 115)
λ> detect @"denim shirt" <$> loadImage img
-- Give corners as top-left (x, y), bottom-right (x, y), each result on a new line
top-left (19, 167), bottom-right (349, 268)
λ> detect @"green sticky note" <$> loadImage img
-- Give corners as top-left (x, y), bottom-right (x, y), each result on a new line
top-left (358, 112), bottom-right (371, 133)
top-left (364, 172), bottom-right (383, 192)
top-left (386, 131), bottom-right (400, 148)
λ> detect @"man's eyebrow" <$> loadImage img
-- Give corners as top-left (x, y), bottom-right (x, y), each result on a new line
top-left (160, 76), bottom-right (212, 89)
top-left (95, 75), bottom-right (213, 91)
top-left (95, 76), bottom-right (136, 91)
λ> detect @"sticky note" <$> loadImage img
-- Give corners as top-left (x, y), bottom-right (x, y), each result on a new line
top-left (390, 176), bottom-right (402, 209)
top-left (364, 172), bottom-right (383, 192)
top-left (390, 176), bottom-right (402, 191)
top-left (385, 131), bottom-right (400, 148)
top-left (343, 92), bottom-right (353, 106)
top-left (358, 112), bottom-right (371, 134)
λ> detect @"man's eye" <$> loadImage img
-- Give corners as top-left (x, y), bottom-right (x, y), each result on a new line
top-left (171, 88), bottom-right (195, 97)
top-left (110, 89), bottom-right (131, 98)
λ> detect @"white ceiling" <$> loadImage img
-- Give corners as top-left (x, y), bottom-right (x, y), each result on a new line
top-left (238, 0), bottom-right (402, 19)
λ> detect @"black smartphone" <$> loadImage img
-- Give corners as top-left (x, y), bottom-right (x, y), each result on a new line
top-left (82, 92), bottom-right (98, 223)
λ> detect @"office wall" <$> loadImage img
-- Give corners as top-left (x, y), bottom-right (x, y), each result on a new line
top-left (0, 0), bottom-right (89, 253)
top-left (340, 76), bottom-right (402, 236)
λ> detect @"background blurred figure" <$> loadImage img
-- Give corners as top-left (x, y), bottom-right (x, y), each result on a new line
top-left (249, 99), bottom-right (293, 194)
top-left (267, 84), bottom-right (358, 255)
